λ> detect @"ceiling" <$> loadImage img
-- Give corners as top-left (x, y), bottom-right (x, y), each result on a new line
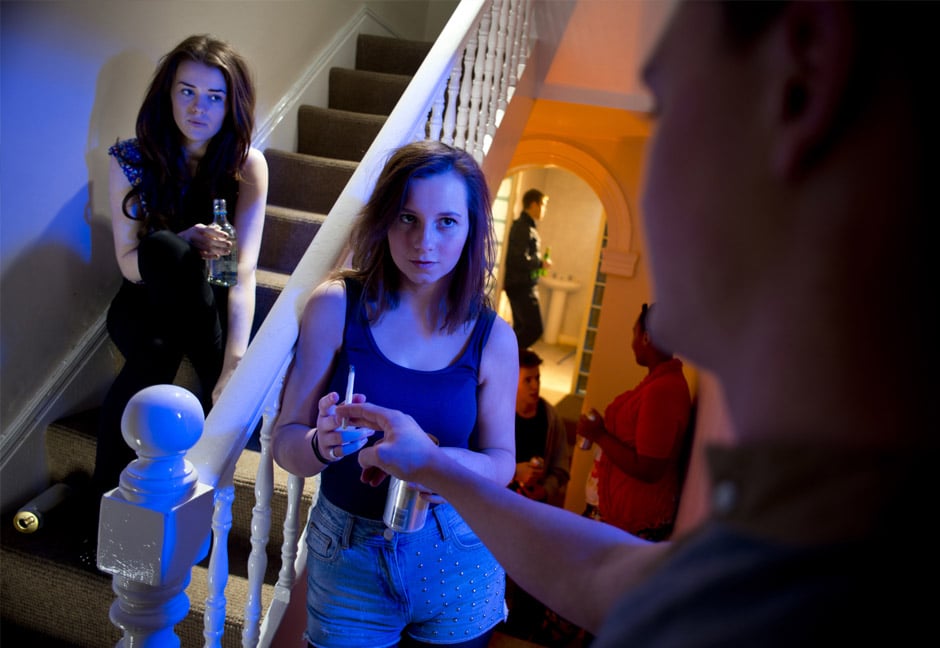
top-left (527, 0), bottom-right (678, 138)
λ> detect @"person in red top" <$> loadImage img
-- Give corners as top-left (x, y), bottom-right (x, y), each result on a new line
top-left (577, 303), bottom-right (692, 541)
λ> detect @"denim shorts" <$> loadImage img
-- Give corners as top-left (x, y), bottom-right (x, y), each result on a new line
top-left (305, 494), bottom-right (507, 647)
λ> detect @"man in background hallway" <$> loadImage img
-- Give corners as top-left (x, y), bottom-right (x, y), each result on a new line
top-left (504, 189), bottom-right (550, 348)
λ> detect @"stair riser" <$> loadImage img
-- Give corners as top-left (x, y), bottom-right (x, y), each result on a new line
top-left (298, 105), bottom-right (386, 162)
top-left (356, 33), bottom-right (433, 76)
top-left (328, 68), bottom-right (412, 116)
top-left (258, 212), bottom-right (323, 274)
top-left (265, 153), bottom-right (355, 214)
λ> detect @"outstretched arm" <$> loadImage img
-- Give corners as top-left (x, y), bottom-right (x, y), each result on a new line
top-left (345, 402), bottom-right (670, 633)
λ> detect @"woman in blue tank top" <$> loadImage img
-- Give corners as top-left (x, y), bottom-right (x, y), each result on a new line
top-left (273, 141), bottom-right (518, 648)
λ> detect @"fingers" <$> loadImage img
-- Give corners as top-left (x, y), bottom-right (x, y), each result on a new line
top-left (317, 392), bottom-right (340, 420)
top-left (337, 401), bottom-right (417, 436)
top-left (360, 465), bottom-right (388, 487)
top-left (189, 224), bottom-right (233, 259)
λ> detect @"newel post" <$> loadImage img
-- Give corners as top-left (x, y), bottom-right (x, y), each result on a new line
top-left (97, 384), bottom-right (215, 647)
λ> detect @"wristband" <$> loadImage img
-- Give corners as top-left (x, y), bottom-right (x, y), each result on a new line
top-left (311, 428), bottom-right (336, 464)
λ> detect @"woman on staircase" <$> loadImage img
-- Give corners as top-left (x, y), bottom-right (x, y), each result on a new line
top-left (273, 140), bottom-right (517, 648)
top-left (93, 34), bottom-right (268, 495)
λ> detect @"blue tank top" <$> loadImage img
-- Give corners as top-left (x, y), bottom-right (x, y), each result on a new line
top-left (320, 278), bottom-right (497, 519)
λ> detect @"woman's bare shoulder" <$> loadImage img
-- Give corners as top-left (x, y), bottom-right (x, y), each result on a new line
top-left (241, 147), bottom-right (268, 180)
top-left (302, 278), bottom-right (348, 320)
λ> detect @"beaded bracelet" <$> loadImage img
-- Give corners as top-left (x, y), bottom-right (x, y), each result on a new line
top-left (311, 428), bottom-right (337, 464)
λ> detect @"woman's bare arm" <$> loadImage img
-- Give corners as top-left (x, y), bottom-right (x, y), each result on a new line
top-left (214, 147), bottom-right (268, 401)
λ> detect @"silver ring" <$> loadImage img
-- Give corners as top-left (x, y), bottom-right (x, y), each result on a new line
top-left (328, 446), bottom-right (339, 460)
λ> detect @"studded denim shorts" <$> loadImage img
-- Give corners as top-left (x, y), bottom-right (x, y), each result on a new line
top-left (304, 494), bottom-right (507, 647)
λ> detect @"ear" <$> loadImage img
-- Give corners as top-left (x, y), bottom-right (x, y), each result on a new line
top-left (769, 1), bottom-right (855, 180)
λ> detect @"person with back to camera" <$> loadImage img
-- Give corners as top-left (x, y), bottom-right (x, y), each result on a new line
top-left (339, 1), bottom-right (938, 646)
top-left (503, 188), bottom-right (550, 348)
top-left (93, 34), bottom-right (268, 497)
top-left (271, 140), bottom-right (518, 648)
top-left (577, 302), bottom-right (692, 542)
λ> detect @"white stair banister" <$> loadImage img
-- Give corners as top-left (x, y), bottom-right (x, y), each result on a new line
top-left (97, 384), bottom-right (215, 647)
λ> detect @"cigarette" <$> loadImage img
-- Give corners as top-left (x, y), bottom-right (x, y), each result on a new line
top-left (345, 365), bottom-right (356, 405)
top-left (341, 365), bottom-right (355, 428)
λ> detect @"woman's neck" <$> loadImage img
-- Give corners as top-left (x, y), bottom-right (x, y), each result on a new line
top-left (517, 401), bottom-right (538, 418)
top-left (182, 141), bottom-right (208, 175)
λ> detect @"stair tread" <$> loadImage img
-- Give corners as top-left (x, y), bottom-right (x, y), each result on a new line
top-left (298, 104), bottom-right (387, 124)
top-left (266, 204), bottom-right (328, 223)
top-left (265, 147), bottom-right (360, 168)
top-left (330, 66), bottom-right (414, 82)
top-left (256, 268), bottom-right (289, 290)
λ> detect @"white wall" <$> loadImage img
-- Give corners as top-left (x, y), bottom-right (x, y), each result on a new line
top-left (0, 0), bottom-right (454, 511)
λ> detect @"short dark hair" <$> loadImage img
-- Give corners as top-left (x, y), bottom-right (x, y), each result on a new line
top-left (345, 140), bottom-right (495, 333)
top-left (522, 189), bottom-right (545, 210)
top-left (637, 302), bottom-right (653, 334)
top-left (519, 348), bottom-right (543, 369)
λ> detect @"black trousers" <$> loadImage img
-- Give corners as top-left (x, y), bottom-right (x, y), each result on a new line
top-left (505, 284), bottom-right (543, 349)
top-left (93, 230), bottom-right (226, 493)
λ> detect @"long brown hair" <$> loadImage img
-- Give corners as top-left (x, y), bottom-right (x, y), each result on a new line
top-left (345, 140), bottom-right (495, 333)
top-left (123, 34), bottom-right (255, 232)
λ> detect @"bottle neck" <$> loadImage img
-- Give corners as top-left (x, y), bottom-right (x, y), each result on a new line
top-left (213, 199), bottom-right (228, 225)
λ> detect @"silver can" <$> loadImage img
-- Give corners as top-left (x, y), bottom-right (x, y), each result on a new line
top-left (579, 412), bottom-right (597, 449)
top-left (383, 477), bottom-right (431, 532)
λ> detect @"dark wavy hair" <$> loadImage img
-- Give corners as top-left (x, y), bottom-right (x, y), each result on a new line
top-left (344, 140), bottom-right (495, 333)
top-left (123, 34), bottom-right (255, 232)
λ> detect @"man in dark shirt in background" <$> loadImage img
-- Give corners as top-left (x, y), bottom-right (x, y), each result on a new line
top-left (504, 189), bottom-right (550, 348)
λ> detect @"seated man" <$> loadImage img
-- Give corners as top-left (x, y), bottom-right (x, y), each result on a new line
top-left (503, 347), bottom-right (573, 642)
top-left (510, 348), bottom-right (572, 506)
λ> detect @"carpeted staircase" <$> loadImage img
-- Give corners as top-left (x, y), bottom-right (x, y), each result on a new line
top-left (0, 33), bottom-right (431, 647)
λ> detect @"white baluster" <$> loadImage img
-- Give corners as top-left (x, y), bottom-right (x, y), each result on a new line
top-left (98, 384), bottom-right (214, 647)
top-left (507, 0), bottom-right (521, 88)
top-left (454, 32), bottom-right (477, 150)
top-left (276, 474), bottom-right (306, 591)
top-left (467, 9), bottom-right (490, 156)
top-left (441, 58), bottom-right (463, 146)
top-left (243, 415), bottom-right (277, 647)
top-left (257, 473), bottom-right (309, 647)
top-left (203, 484), bottom-right (234, 647)
top-left (499, 0), bottom-right (518, 111)
top-left (427, 76), bottom-right (447, 142)
top-left (520, 0), bottom-right (533, 71)
top-left (476, 0), bottom-right (500, 160)
top-left (491, 0), bottom-right (510, 120)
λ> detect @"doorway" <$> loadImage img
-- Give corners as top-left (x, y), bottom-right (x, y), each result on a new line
top-left (492, 167), bottom-right (606, 406)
